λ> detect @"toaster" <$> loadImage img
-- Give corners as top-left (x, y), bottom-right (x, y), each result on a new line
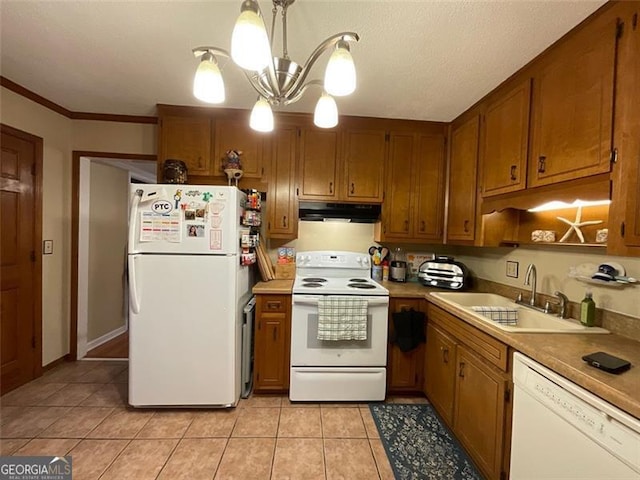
top-left (418, 256), bottom-right (469, 290)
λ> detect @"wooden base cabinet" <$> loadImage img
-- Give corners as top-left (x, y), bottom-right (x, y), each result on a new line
top-left (424, 322), bottom-right (456, 425)
top-left (454, 345), bottom-right (508, 480)
top-left (387, 298), bottom-right (426, 393)
top-left (253, 295), bottom-right (291, 393)
top-left (424, 304), bottom-right (510, 480)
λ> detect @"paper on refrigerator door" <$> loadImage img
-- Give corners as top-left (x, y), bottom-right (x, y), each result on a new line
top-left (139, 211), bottom-right (182, 242)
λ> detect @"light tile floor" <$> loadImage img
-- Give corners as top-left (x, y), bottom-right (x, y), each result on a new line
top-left (0, 360), bottom-right (429, 479)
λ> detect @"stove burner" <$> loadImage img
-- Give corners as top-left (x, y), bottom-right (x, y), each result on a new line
top-left (347, 283), bottom-right (376, 289)
top-left (349, 278), bottom-right (369, 282)
top-left (302, 282), bottom-right (325, 288)
top-left (302, 277), bottom-right (327, 283)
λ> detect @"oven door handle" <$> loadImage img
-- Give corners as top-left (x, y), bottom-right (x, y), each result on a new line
top-left (293, 296), bottom-right (389, 307)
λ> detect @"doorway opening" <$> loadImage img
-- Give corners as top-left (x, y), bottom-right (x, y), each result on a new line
top-left (72, 153), bottom-right (156, 361)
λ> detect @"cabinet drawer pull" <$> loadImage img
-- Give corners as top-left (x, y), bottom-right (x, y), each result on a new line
top-left (266, 301), bottom-right (282, 310)
top-left (420, 220), bottom-right (426, 232)
top-left (463, 220), bottom-right (470, 233)
top-left (538, 156), bottom-right (546, 173)
top-left (442, 347), bottom-right (449, 364)
top-left (350, 183), bottom-right (355, 194)
top-left (329, 182), bottom-right (333, 194)
top-left (459, 362), bottom-right (465, 378)
top-left (510, 165), bottom-right (517, 181)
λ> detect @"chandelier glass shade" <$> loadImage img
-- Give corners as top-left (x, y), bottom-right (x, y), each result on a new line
top-left (192, 0), bottom-right (359, 132)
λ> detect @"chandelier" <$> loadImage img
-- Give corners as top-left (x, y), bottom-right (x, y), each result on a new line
top-left (192, 0), bottom-right (359, 132)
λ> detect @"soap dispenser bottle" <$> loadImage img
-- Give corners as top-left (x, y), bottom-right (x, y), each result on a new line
top-left (580, 290), bottom-right (596, 327)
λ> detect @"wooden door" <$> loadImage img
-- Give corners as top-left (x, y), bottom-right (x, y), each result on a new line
top-left (481, 80), bottom-right (531, 197)
top-left (158, 114), bottom-right (214, 177)
top-left (383, 132), bottom-right (415, 239)
top-left (267, 126), bottom-right (298, 239)
top-left (529, 19), bottom-right (617, 187)
top-left (454, 346), bottom-right (507, 480)
top-left (298, 129), bottom-right (339, 200)
top-left (1, 126), bottom-right (42, 394)
top-left (254, 295), bottom-right (290, 391)
top-left (387, 298), bottom-right (424, 392)
top-left (343, 129), bottom-right (386, 202)
top-left (424, 323), bottom-right (456, 425)
top-left (414, 133), bottom-right (446, 241)
top-left (214, 119), bottom-right (265, 178)
top-left (447, 116), bottom-right (479, 242)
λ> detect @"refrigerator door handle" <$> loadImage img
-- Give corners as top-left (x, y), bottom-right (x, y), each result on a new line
top-left (128, 254), bottom-right (141, 314)
top-left (128, 189), bottom-right (142, 252)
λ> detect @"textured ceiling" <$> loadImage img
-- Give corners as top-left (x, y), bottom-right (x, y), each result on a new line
top-left (0, 1), bottom-right (606, 122)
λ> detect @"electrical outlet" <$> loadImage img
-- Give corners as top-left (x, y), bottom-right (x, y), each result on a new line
top-left (43, 240), bottom-right (53, 255)
top-left (506, 260), bottom-right (519, 278)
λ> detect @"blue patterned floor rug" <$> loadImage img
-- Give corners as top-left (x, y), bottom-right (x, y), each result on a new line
top-left (369, 403), bottom-right (484, 480)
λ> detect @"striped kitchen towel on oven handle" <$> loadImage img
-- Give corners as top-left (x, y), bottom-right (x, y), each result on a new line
top-left (317, 296), bottom-right (368, 341)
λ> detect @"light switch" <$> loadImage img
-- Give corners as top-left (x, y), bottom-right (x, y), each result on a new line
top-left (506, 260), bottom-right (518, 278)
top-left (43, 240), bottom-right (53, 255)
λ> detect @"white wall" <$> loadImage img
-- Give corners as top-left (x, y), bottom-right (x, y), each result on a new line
top-left (0, 86), bottom-right (156, 365)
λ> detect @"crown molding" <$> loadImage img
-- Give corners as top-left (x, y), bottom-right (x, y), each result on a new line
top-left (1, 76), bottom-right (158, 124)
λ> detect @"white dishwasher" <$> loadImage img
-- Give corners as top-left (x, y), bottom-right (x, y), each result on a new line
top-left (510, 352), bottom-right (640, 480)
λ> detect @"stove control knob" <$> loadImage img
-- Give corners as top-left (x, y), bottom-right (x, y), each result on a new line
top-left (356, 256), bottom-right (362, 263)
top-left (305, 255), bottom-right (311, 263)
top-left (296, 254), bottom-right (303, 263)
top-left (362, 257), bottom-right (370, 266)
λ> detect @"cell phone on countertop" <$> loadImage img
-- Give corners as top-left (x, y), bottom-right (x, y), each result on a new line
top-left (582, 351), bottom-right (631, 374)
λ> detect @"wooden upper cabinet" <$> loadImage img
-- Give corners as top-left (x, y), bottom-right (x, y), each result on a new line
top-left (414, 133), bottom-right (446, 241)
top-left (529, 18), bottom-right (617, 188)
top-left (481, 80), bottom-right (531, 197)
top-left (158, 114), bottom-right (213, 176)
top-left (384, 132), bottom-right (415, 238)
top-left (380, 131), bottom-right (445, 242)
top-left (343, 129), bottom-right (386, 202)
top-left (214, 119), bottom-right (265, 178)
top-left (447, 116), bottom-right (479, 242)
top-left (267, 126), bottom-right (298, 239)
top-left (298, 129), bottom-right (340, 201)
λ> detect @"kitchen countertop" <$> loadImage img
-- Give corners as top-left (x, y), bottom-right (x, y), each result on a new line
top-left (428, 294), bottom-right (640, 419)
top-left (252, 279), bottom-right (640, 418)
top-left (252, 279), bottom-right (294, 294)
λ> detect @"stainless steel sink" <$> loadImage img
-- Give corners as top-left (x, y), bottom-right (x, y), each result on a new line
top-left (430, 292), bottom-right (609, 334)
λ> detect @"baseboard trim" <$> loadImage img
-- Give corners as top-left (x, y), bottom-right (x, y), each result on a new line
top-left (86, 325), bottom-right (127, 351)
top-left (43, 353), bottom-right (71, 371)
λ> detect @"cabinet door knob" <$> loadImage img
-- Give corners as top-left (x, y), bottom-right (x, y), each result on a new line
top-left (463, 220), bottom-right (470, 233)
top-left (329, 182), bottom-right (333, 194)
top-left (350, 183), bottom-right (355, 194)
top-left (459, 362), bottom-right (465, 378)
top-left (420, 220), bottom-right (426, 232)
top-left (510, 165), bottom-right (517, 181)
top-left (273, 326), bottom-right (277, 341)
top-left (538, 156), bottom-right (546, 173)
top-left (442, 347), bottom-right (449, 364)
top-left (404, 220), bottom-right (409, 231)
top-left (282, 216), bottom-right (287, 227)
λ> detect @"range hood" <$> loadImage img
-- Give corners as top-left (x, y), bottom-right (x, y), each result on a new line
top-left (298, 202), bottom-right (381, 223)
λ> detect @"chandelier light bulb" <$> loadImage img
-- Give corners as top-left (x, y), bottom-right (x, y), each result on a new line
top-left (314, 93), bottom-right (338, 128)
top-left (193, 53), bottom-right (225, 104)
top-left (324, 41), bottom-right (356, 97)
top-left (250, 98), bottom-right (274, 132)
top-left (231, 2), bottom-right (271, 71)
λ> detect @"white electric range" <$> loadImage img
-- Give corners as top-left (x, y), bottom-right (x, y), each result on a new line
top-left (290, 251), bottom-right (389, 402)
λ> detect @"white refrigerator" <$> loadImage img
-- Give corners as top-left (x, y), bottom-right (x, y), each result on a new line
top-left (127, 184), bottom-right (251, 407)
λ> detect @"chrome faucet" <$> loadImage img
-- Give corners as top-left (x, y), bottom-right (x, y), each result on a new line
top-left (554, 291), bottom-right (570, 319)
top-left (524, 264), bottom-right (537, 306)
